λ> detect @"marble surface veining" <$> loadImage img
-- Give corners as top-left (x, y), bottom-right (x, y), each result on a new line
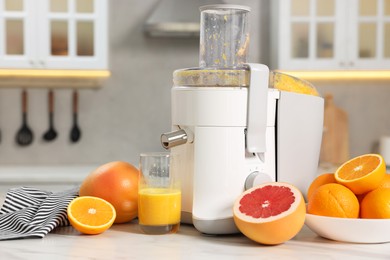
top-left (0, 222), bottom-right (389, 259)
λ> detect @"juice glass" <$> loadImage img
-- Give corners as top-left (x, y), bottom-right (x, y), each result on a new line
top-left (138, 152), bottom-right (181, 234)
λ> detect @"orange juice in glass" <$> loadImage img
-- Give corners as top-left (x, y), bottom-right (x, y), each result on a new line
top-left (139, 153), bottom-right (181, 234)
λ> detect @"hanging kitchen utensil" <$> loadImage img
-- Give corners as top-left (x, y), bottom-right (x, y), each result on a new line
top-left (70, 90), bottom-right (81, 143)
top-left (16, 90), bottom-right (34, 146)
top-left (43, 90), bottom-right (58, 141)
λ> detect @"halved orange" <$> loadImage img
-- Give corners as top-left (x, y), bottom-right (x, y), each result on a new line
top-left (67, 196), bottom-right (116, 235)
top-left (335, 154), bottom-right (386, 195)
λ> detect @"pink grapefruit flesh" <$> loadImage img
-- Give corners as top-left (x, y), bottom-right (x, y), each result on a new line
top-left (233, 182), bottom-right (306, 245)
top-left (239, 185), bottom-right (295, 218)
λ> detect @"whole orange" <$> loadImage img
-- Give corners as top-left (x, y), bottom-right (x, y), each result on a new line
top-left (79, 161), bottom-right (139, 223)
top-left (360, 188), bottom-right (390, 219)
top-left (378, 174), bottom-right (390, 189)
top-left (356, 174), bottom-right (390, 204)
top-left (307, 173), bottom-right (336, 200)
top-left (307, 183), bottom-right (359, 218)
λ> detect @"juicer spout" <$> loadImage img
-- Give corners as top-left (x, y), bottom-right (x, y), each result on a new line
top-left (161, 129), bottom-right (193, 149)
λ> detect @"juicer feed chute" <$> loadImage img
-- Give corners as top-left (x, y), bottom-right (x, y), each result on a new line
top-left (199, 5), bottom-right (250, 69)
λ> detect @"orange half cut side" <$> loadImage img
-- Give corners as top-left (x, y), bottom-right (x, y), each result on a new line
top-left (335, 154), bottom-right (386, 195)
top-left (67, 196), bottom-right (116, 235)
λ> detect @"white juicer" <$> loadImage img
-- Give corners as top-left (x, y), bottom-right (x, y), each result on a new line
top-left (161, 5), bottom-right (324, 235)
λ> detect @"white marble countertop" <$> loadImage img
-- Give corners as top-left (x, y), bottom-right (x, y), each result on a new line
top-left (0, 165), bottom-right (97, 184)
top-left (0, 165), bottom-right (389, 259)
top-left (0, 221), bottom-right (389, 259)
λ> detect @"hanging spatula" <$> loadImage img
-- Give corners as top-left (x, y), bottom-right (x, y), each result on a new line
top-left (16, 90), bottom-right (34, 146)
top-left (70, 90), bottom-right (81, 143)
top-left (43, 90), bottom-right (58, 141)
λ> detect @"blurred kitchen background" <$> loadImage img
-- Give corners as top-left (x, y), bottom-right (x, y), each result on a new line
top-left (0, 0), bottom-right (389, 167)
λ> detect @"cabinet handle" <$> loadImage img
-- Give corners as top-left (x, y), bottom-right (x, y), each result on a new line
top-left (349, 61), bottom-right (354, 67)
top-left (339, 61), bottom-right (345, 67)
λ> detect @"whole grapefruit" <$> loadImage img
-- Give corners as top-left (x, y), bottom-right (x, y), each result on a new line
top-left (233, 182), bottom-right (306, 245)
top-left (79, 161), bottom-right (139, 223)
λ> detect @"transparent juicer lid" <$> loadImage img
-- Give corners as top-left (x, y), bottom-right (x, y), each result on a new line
top-left (173, 4), bottom-right (319, 96)
top-left (173, 5), bottom-right (251, 87)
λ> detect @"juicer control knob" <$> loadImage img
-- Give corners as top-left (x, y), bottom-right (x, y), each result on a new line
top-left (244, 171), bottom-right (272, 190)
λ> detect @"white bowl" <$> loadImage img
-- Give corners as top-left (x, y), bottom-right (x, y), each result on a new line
top-left (305, 213), bottom-right (390, 243)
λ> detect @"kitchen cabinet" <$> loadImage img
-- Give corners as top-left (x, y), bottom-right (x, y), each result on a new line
top-left (0, 0), bottom-right (108, 70)
top-left (271, 0), bottom-right (390, 70)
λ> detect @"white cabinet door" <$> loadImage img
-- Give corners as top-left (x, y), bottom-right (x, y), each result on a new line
top-left (273, 0), bottom-right (346, 70)
top-left (0, 0), bottom-right (108, 70)
top-left (0, 0), bottom-right (37, 68)
top-left (38, 0), bottom-right (108, 69)
top-left (272, 0), bottom-right (390, 70)
top-left (348, 0), bottom-right (390, 69)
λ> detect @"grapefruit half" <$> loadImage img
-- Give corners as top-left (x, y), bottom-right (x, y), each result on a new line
top-left (233, 182), bottom-right (306, 245)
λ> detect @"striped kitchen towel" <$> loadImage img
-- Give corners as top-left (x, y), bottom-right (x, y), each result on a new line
top-left (0, 186), bottom-right (78, 240)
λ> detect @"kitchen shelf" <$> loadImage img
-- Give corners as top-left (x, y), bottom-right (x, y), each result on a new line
top-left (0, 69), bottom-right (110, 88)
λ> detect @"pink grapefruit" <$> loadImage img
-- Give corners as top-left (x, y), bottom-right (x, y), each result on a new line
top-left (233, 182), bottom-right (306, 245)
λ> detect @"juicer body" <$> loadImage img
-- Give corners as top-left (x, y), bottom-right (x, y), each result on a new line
top-left (169, 73), bottom-right (324, 235)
